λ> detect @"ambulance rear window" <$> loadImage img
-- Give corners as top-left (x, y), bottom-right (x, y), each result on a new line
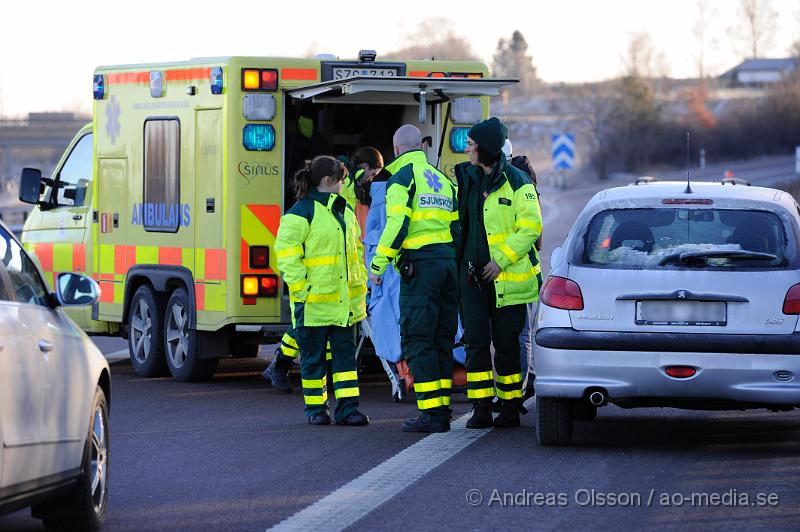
top-left (143, 118), bottom-right (180, 232)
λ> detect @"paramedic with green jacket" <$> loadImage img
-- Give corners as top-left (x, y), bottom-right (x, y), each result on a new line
top-left (370, 125), bottom-right (460, 433)
top-left (455, 117), bottom-right (542, 429)
top-left (275, 156), bottom-right (369, 426)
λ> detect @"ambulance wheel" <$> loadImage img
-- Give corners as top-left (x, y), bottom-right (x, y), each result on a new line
top-left (164, 287), bottom-right (218, 382)
top-left (128, 285), bottom-right (168, 377)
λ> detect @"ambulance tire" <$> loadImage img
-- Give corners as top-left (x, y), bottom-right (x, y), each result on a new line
top-left (164, 287), bottom-right (219, 382)
top-left (128, 285), bottom-right (169, 378)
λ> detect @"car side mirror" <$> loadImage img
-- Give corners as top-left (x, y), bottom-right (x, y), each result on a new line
top-left (19, 168), bottom-right (43, 205)
top-left (550, 246), bottom-right (563, 266)
top-left (55, 273), bottom-right (100, 307)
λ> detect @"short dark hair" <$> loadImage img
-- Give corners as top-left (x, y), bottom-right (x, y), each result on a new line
top-left (477, 146), bottom-right (500, 167)
top-left (351, 146), bottom-right (384, 170)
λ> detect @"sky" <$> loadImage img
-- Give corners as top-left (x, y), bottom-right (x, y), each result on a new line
top-left (0, 0), bottom-right (798, 118)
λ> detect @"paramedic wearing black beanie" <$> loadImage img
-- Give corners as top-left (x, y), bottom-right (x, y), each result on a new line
top-left (454, 117), bottom-right (543, 429)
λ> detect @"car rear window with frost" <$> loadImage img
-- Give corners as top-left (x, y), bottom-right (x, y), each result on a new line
top-left (579, 208), bottom-right (790, 270)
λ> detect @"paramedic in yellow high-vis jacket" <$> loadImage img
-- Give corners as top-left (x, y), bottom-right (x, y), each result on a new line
top-left (275, 156), bottom-right (369, 426)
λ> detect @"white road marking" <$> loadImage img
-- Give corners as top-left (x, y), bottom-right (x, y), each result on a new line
top-left (266, 413), bottom-right (494, 531)
top-left (105, 349), bottom-right (129, 362)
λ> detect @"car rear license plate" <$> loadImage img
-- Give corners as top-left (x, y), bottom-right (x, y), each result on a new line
top-left (636, 301), bottom-right (726, 326)
top-left (332, 67), bottom-right (399, 79)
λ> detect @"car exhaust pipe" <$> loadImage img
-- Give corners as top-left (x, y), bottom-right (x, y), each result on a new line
top-left (588, 390), bottom-right (607, 406)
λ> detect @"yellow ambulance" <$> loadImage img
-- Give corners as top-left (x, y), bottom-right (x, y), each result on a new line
top-left (18, 51), bottom-right (514, 381)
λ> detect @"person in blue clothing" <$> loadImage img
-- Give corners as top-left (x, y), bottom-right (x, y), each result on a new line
top-left (503, 139), bottom-right (543, 400)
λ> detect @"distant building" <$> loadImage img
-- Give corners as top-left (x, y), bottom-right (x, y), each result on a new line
top-left (0, 112), bottom-right (89, 186)
top-left (719, 58), bottom-right (798, 87)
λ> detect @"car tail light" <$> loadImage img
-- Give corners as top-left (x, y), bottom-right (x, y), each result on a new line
top-left (665, 366), bottom-right (696, 378)
top-left (783, 284), bottom-right (800, 314)
top-left (540, 276), bottom-right (584, 311)
top-left (249, 246), bottom-right (269, 269)
top-left (661, 198), bottom-right (713, 205)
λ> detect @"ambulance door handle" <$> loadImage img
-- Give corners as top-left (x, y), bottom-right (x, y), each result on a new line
top-left (38, 340), bottom-right (54, 353)
top-left (73, 214), bottom-right (83, 221)
top-left (206, 198), bottom-right (215, 213)
top-left (113, 213), bottom-right (119, 228)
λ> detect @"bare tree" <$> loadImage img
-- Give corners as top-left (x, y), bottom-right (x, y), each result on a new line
top-left (386, 18), bottom-right (479, 61)
top-left (693, 0), bottom-right (719, 79)
top-left (492, 30), bottom-right (539, 99)
top-left (738, 0), bottom-right (777, 58)
top-left (622, 32), bottom-right (670, 79)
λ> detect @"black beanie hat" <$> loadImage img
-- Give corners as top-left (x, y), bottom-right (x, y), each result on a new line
top-left (468, 117), bottom-right (508, 156)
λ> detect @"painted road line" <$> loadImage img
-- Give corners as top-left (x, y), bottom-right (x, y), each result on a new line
top-left (266, 413), bottom-right (494, 531)
top-left (105, 349), bottom-right (129, 363)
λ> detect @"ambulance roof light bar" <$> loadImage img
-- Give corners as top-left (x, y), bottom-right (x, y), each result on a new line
top-left (358, 49), bottom-right (377, 63)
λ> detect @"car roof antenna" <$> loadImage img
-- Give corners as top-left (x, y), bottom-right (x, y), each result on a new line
top-left (684, 131), bottom-right (693, 194)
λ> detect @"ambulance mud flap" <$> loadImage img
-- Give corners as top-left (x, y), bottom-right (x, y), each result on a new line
top-left (122, 265), bottom-right (197, 336)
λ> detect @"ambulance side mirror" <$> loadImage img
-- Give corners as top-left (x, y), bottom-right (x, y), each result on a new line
top-left (19, 168), bottom-right (43, 205)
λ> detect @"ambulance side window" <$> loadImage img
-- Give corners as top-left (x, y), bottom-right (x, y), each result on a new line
top-left (143, 118), bottom-right (181, 232)
top-left (55, 133), bottom-right (93, 207)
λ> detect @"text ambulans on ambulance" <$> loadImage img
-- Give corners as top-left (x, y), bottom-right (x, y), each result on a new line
top-left (18, 51), bottom-right (516, 381)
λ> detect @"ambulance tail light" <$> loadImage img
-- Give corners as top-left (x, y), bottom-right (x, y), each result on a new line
top-left (241, 274), bottom-right (279, 298)
top-left (241, 68), bottom-right (278, 91)
top-left (260, 69), bottom-right (278, 91)
top-left (249, 246), bottom-right (269, 269)
top-left (242, 69), bottom-right (260, 91)
top-left (242, 275), bottom-right (259, 297)
top-left (260, 275), bottom-right (279, 297)
top-left (450, 127), bottom-right (470, 153)
top-left (243, 124), bottom-right (276, 151)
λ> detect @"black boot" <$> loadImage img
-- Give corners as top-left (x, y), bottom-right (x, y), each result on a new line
top-left (466, 401), bottom-right (494, 429)
top-left (336, 411), bottom-right (370, 426)
top-left (493, 399), bottom-right (524, 428)
top-left (263, 348), bottom-right (293, 393)
top-left (308, 412), bottom-right (331, 425)
top-left (402, 411), bottom-right (450, 433)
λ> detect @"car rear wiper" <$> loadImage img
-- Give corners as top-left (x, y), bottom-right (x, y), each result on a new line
top-left (659, 250), bottom-right (778, 265)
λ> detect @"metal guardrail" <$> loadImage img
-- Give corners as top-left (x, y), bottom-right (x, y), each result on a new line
top-left (0, 205), bottom-right (31, 237)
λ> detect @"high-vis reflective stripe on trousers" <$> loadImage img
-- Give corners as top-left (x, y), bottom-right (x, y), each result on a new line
top-left (467, 370), bottom-right (496, 400)
top-left (302, 377), bottom-right (328, 406)
top-left (413, 378), bottom-right (452, 410)
top-left (332, 370), bottom-right (360, 400)
top-left (279, 330), bottom-right (331, 360)
top-left (495, 372), bottom-right (523, 400)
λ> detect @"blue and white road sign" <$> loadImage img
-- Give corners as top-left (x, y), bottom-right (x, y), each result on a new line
top-left (552, 133), bottom-right (575, 170)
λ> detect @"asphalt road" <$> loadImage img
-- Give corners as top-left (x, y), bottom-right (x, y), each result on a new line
top-left (3, 156), bottom-right (800, 531)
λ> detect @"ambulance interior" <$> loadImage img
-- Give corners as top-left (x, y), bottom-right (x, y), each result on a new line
top-left (283, 98), bottom-right (442, 210)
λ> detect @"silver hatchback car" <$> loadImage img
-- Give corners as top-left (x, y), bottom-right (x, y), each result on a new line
top-left (534, 181), bottom-right (800, 445)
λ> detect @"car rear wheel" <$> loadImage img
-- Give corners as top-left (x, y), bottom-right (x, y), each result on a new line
top-left (36, 386), bottom-right (109, 531)
top-left (164, 287), bottom-right (218, 381)
top-left (536, 396), bottom-right (574, 446)
top-left (573, 401), bottom-right (598, 422)
top-left (128, 285), bottom-right (168, 377)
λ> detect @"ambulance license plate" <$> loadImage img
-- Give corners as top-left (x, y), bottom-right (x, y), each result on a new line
top-left (332, 67), bottom-right (399, 80)
top-left (636, 301), bottom-right (726, 326)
